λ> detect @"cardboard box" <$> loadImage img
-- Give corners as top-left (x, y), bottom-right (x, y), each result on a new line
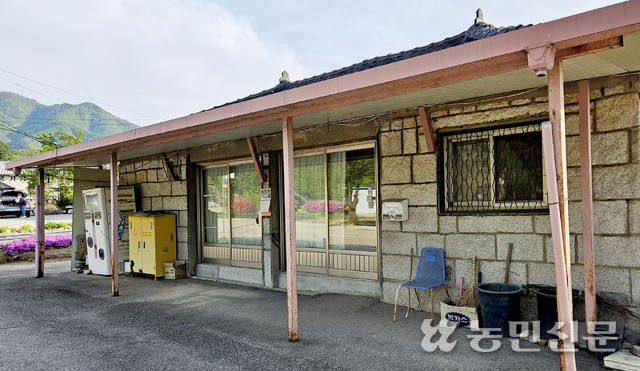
top-left (163, 260), bottom-right (186, 280)
top-left (440, 299), bottom-right (480, 330)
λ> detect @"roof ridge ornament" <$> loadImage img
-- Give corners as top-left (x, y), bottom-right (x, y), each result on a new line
top-left (279, 70), bottom-right (290, 83)
top-left (474, 9), bottom-right (483, 25)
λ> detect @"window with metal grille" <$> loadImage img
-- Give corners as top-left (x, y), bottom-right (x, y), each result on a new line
top-left (441, 123), bottom-right (546, 213)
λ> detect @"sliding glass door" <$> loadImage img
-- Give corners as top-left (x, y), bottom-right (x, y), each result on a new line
top-left (292, 144), bottom-right (378, 279)
top-left (202, 162), bottom-right (262, 268)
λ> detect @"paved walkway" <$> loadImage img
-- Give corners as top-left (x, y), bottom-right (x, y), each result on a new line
top-left (0, 261), bottom-right (604, 370)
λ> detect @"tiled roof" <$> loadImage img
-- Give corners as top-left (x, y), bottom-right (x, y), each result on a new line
top-left (205, 20), bottom-right (530, 112)
top-left (0, 161), bottom-right (13, 176)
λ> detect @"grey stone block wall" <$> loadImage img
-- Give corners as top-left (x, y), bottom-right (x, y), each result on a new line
top-left (379, 75), bottom-right (640, 325)
top-left (119, 152), bottom-right (190, 261)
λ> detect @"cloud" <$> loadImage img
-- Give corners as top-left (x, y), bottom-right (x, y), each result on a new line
top-left (0, 0), bottom-right (307, 126)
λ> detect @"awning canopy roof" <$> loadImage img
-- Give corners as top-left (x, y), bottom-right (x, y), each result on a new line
top-left (7, 0), bottom-right (640, 171)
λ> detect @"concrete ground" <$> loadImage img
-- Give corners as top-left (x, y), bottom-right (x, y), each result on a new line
top-left (0, 261), bottom-right (605, 370)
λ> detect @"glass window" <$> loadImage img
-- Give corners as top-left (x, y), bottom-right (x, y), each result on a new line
top-left (328, 148), bottom-right (376, 252)
top-left (230, 163), bottom-right (262, 246)
top-left (203, 167), bottom-right (229, 244)
top-left (294, 154), bottom-right (326, 248)
top-left (442, 123), bottom-right (545, 213)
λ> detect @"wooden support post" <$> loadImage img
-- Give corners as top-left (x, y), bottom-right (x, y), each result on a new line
top-left (282, 117), bottom-right (299, 342)
top-left (548, 59), bottom-right (576, 371)
top-left (417, 107), bottom-right (436, 153)
top-left (579, 79), bottom-right (597, 349)
top-left (34, 168), bottom-right (45, 278)
top-left (110, 153), bottom-right (120, 296)
top-left (247, 138), bottom-right (266, 183)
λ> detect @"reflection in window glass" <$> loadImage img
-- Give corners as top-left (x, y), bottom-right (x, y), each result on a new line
top-left (230, 163), bottom-right (261, 246)
top-left (294, 155), bottom-right (326, 248)
top-left (203, 167), bottom-right (229, 244)
top-left (328, 148), bottom-right (376, 252)
top-left (494, 132), bottom-right (543, 202)
top-left (450, 139), bottom-right (490, 205)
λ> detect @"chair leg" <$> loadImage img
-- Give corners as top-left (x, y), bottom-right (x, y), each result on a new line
top-left (393, 285), bottom-right (401, 322)
top-left (414, 288), bottom-right (423, 312)
top-left (430, 288), bottom-right (435, 326)
top-left (405, 286), bottom-right (411, 319)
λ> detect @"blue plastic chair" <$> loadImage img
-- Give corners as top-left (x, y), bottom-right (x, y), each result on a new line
top-left (393, 248), bottom-right (450, 323)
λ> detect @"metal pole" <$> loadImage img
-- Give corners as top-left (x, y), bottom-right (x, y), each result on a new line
top-left (35, 168), bottom-right (45, 278)
top-left (110, 153), bottom-right (119, 296)
top-left (578, 79), bottom-right (597, 350)
top-left (282, 117), bottom-right (299, 342)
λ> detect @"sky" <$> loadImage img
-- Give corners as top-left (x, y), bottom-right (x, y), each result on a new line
top-left (0, 0), bottom-right (624, 127)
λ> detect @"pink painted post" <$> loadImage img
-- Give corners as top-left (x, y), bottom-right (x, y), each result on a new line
top-left (542, 122), bottom-right (577, 371)
top-left (110, 153), bottom-right (120, 296)
top-left (35, 168), bottom-right (45, 278)
top-left (579, 79), bottom-right (597, 349)
top-left (282, 116), bottom-right (299, 342)
top-left (548, 59), bottom-right (576, 371)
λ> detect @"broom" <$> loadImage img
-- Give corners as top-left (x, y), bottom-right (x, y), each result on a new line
top-left (457, 256), bottom-right (479, 307)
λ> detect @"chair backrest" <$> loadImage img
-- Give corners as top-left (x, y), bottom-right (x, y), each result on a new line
top-left (413, 248), bottom-right (446, 286)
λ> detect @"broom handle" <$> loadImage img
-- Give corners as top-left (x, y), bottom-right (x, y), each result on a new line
top-left (470, 256), bottom-right (477, 286)
top-left (409, 248), bottom-right (414, 280)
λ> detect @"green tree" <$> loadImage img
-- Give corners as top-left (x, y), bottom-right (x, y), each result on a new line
top-left (0, 141), bottom-right (13, 161)
top-left (24, 131), bottom-right (82, 208)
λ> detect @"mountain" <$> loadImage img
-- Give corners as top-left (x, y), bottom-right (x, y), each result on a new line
top-left (0, 91), bottom-right (139, 150)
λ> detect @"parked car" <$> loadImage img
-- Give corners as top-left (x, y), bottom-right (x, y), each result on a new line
top-left (0, 190), bottom-right (35, 217)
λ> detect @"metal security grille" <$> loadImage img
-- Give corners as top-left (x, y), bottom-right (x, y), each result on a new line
top-left (442, 123), bottom-right (546, 213)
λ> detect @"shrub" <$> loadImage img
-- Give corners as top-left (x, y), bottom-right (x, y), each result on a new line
top-left (0, 233), bottom-right (72, 256)
top-left (44, 204), bottom-right (60, 215)
top-left (302, 200), bottom-right (344, 213)
top-left (0, 226), bottom-right (8, 234)
top-left (44, 222), bottom-right (72, 230)
top-left (231, 195), bottom-right (254, 214)
top-left (19, 225), bottom-right (34, 233)
top-left (328, 201), bottom-right (344, 213)
top-left (301, 200), bottom-right (324, 213)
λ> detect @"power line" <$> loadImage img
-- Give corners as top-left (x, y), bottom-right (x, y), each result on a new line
top-left (0, 67), bottom-right (161, 120)
top-left (0, 121), bottom-right (53, 146)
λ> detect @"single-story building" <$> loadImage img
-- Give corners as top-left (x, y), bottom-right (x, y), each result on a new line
top-left (7, 1), bottom-right (640, 365)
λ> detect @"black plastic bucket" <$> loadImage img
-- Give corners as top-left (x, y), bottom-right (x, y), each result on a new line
top-left (593, 324), bottom-right (623, 361)
top-left (536, 288), bottom-right (580, 339)
top-left (477, 283), bottom-right (523, 337)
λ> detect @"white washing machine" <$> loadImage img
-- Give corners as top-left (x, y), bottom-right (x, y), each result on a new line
top-left (82, 188), bottom-right (112, 275)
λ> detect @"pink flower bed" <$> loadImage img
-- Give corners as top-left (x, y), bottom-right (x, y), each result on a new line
top-left (0, 233), bottom-right (72, 256)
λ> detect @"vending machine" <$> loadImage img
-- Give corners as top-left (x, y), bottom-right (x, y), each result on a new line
top-left (82, 187), bottom-right (112, 275)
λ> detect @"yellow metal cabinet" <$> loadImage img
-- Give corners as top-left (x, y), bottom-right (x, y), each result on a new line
top-left (129, 213), bottom-right (176, 278)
